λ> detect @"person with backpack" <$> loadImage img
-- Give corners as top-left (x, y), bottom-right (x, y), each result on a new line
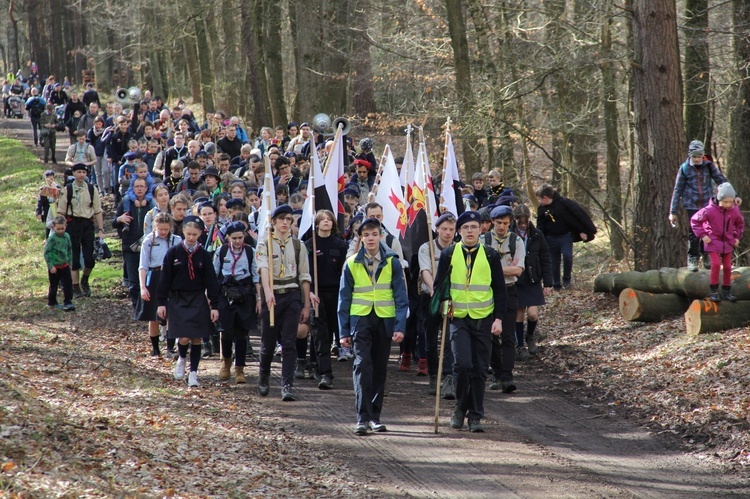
top-left (213, 221), bottom-right (258, 384)
top-left (255, 205), bottom-right (312, 401)
top-left (56, 163), bottom-right (105, 298)
top-left (136, 212), bottom-right (181, 357)
top-left (25, 87), bottom-right (46, 146)
top-left (669, 140), bottom-right (729, 271)
top-left (483, 205), bottom-right (525, 391)
top-left (535, 183), bottom-right (597, 290)
top-left (65, 130), bottom-right (96, 174)
top-left (39, 103), bottom-right (60, 164)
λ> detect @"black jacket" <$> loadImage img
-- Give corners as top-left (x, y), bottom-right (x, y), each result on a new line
top-left (511, 221), bottom-right (553, 287)
top-left (112, 199), bottom-right (154, 249)
top-left (305, 233), bottom-right (348, 291)
top-left (536, 192), bottom-right (597, 242)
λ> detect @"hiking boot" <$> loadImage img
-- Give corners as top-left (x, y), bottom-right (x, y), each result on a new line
top-left (306, 362), bottom-right (319, 380)
top-left (722, 286), bottom-right (737, 303)
top-left (234, 366), bottom-right (247, 384)
top-left (62, 303), bottom-right (76, 312)
top-left (702, 254), bottom-right (712, 270)
top-left (174, 357), bottom-right (186, 381)
top-left (516, 346), bottom-right (530, 361)
top-left (450, 408), bottom-right (465, 429)
top-left (399, 353), bottom-right (412, 372)
top-left (441, 374), bottom-right (456, 400)
top-left (707, 290), bottom-right (722, 302)
top-left (354, 422), bottom-right (369, 435)
top-left (428, 375), bottom-right (437, 395)
top-left (295, 359), bottom-right (306, 379)
top-left (281, 384), bottom-right (297, 401)
top-left (416, 358), bottom-right (428, 376)
top-left (318, 374), bottom-right (333, 390)
top-left (187, 371), bottom-right (199, 388)
top-left (150, 346), bottom-right (161, 357)
top-left (330, 345), bottom-right (339, 357)
top-left (368, 421), bottom-right (387, 432)
top-left (501, 380), bottom-right (517, 393)
top-left (80, 277), bottom-right (91, 297)
top-left (468, 419), bottom-right (485, 433)
top-left (257, 374), bottom-right (270, 396)
top-left (219, 357), bottom-right (232, 381)
top-left (526, 334), bottom-right (538, 355)
top-left (489, 377), bottom-right (502, 391)
top-left (687, 256), bottom-right (700, 272)
top-left (73, 285), bottom-right (84, 298)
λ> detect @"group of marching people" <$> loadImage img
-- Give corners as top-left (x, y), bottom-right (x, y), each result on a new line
top-left (38, 84), bottom-right (601, 433)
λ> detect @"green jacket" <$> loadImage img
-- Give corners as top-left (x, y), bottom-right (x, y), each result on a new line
top-left (44, 232), bottom-right (72, 269)
top-left (40, 111), bottom-right (59, 135)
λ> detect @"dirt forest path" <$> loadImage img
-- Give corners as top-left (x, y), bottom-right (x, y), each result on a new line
top-left (3, 116), bottom-right (749, 497)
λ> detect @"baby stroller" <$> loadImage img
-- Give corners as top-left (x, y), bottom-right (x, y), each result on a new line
top-left (7, 95), bottom-right (24, 118)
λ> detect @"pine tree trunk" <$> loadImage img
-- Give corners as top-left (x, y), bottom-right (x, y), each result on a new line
top-left (26, 0), bottom-right (49, 76)
top-left (241, 0), bottom-right (270, 129)
top-left (631, 0), bottom-right (686, 271)
top-left (194, 17), bottom-right (216, 113)
top-left (183, 36), bottom-right (202, 104)
top-left (728, 0), bottom-right (750, 266)
top-left (350, 0), bottom-right (376, 116)
top-left (683, 0), bottom-right (710, 148)
top-left (444, 0), bottom-right (481, 178)
top-left (263, 0), bottom-right (287, 127)
top-left (601, 13), bottom-right (624, 260)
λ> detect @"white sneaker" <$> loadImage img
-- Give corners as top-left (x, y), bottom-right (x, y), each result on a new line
top-left (188, 371), bottom-right (199, 388)
top-left (159, 325), bottom-right (167, 342)
top-left (338, 347), bottom-right (352, 362)
top-left (174, 357), bottom-right (186, 380)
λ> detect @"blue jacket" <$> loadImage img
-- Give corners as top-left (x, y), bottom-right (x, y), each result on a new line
top-left (670, 159), bottom-right (727, 213)
top-left (338, 242), bottom-right (408, 338)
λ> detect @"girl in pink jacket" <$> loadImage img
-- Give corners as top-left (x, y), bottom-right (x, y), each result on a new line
top-left (690, 182), bottom-right (744, 302)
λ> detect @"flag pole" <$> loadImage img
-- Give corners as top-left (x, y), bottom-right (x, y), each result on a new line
top-left (309, 139), bottom-right (320, 318)
top-left (264, 153), bottom-right (275, 328)
top-left (367, 144), bottom-right (390, 203)
top-left (439, 117), bottom-right (451, 213)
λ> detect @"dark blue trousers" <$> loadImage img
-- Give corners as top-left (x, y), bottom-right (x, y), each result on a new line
top-left (450, 316), bottom-right (492, 420)
top-left (351, 312), bottom-right (392, 424)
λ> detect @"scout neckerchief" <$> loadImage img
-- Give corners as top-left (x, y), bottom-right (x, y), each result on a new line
top-left (461, 244), bottom-right (479, 282)
top-left (272, 234), bottom-right (290, 279)
top-left (183, 241), bottom-right (200, 280)
top-left (229, 244), bottom-right (245, 275)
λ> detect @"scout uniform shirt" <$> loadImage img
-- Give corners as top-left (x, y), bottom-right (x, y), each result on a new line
top-left (58, 181), bottom-right (103, 220)
top-left (255, 234), bottom-right (311, 293)
top-left (487, 232), bottom-right (526, 286)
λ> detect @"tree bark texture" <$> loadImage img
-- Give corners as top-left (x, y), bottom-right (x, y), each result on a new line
top-left (263, 0), bottom-right (287, 127)
top-left (241, 0), bottom-right (270, 129)
top-left (594, 267), bottom-right (750, 300)
top-left (444, 0), bottom-right (481, 178)
top-left (631, 0), bottom-right (686, 271)
top-left (683, 0), bottom-right (711, 149)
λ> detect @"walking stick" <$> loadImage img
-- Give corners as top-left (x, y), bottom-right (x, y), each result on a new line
top-left (434, 301), bottom-right (450, 433)
top-left (265, 193), bottom-right (275, 327)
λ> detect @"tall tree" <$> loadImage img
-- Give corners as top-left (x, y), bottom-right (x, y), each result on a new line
top-left (241, 0), bottom-right (270, 128)
top-left (444, 0), bottom-right (481, 177)
top-left (263, 0), bottom-right (287, 126)
top-left (194, 15), bottom-right (216, 113)
top-left (601, 5), bottom-right (624, 260)
top-left (683, 0), bottom-right (711, 149)
top-left (631, 0), bottom-right (686, 270)
top-left (728, 0), bottom-right (750, 264)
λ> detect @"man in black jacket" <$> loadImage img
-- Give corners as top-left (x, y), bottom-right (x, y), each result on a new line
top-left (534, 184), bottom-right (596, 290)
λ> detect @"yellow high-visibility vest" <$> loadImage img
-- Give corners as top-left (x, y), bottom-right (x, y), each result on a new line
top-left (347, 254), bottom-right (396, 318)
top-left (449, 244), bottom-right (494, 319)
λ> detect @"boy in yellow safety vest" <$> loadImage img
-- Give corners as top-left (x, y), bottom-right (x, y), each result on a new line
top-left (433, 211), bottom-right (507, 433)
top-left (338, 218), bottom-right (409, 436)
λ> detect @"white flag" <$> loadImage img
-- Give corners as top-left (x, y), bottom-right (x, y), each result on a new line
top-left (256, 170), bottom-right (277, 242)
top-left (298, 139), bottom-right (322, 237)
top-left (375, 147), bottom-right (408, 239)
top-left (440, 133), bottom-right (459, 216)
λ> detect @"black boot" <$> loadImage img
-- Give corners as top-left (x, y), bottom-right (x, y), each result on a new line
top-left (202, 338), bottom-right (213, 358)
top-left (722, 286), bottom-right (737, 303)
top-left (707, 285), bottom-right (721, 302)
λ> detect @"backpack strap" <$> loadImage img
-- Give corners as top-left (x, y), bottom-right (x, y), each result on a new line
top-left (483, 232), bottom-right (492, 247)
top-left (509, 232), bottom-right (517, 256)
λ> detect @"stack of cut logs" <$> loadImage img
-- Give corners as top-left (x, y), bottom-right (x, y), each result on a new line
top-left (594, 268), bottom-right (750, 336)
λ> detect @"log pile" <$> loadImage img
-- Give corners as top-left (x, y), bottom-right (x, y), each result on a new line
top-left (596, 267), bottom-right (750, 333)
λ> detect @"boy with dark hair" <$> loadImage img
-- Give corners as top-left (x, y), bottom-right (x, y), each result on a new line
top-left (45, 216), bottom-right (75, 311)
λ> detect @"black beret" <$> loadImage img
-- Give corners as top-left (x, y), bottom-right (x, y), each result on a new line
top-left (272, 204), bottom-right (293, 219)
top-left (456, 211), bottom-right (481, 229)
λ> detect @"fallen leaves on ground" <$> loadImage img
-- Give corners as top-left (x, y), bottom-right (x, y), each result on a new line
top-left (0, 298), bottom-right (365, 498)
top-left (539, 281), bottom-right (750, 470)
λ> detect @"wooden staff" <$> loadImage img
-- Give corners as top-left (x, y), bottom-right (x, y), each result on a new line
top-left (434, 310), bottom-right (449, 433)
top-left (366, 144), bottom-right (390, 203)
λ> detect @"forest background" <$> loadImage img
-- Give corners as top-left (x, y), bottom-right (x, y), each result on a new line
top-left (2, 0), bottom-right (750, 271)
